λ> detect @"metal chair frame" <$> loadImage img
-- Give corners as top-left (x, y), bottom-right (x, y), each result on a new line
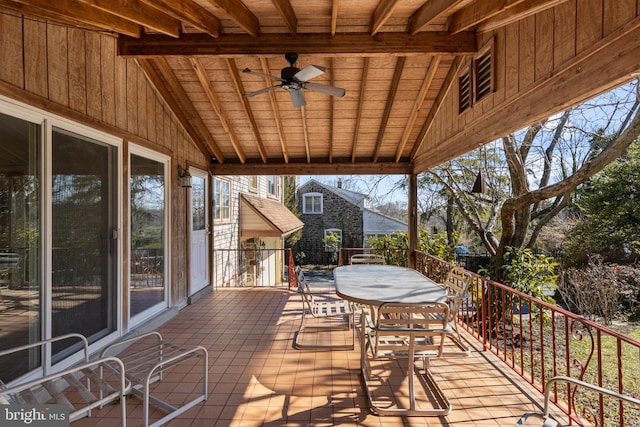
top-left (360, 302), bottom-right (453, 416)
top-left (293, 266), bottom-right (355, 350)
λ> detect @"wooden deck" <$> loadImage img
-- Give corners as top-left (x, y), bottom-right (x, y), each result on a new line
top-left (73, 287), bottom-right (566, 426)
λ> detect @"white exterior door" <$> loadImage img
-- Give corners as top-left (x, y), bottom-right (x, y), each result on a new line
top-left (189, 169), bottom-right (209, 295)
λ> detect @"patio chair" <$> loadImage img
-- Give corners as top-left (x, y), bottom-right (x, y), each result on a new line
top-left (0, 333), bottom-right (128, 426)
top-left (293, 266), bottom-right (355, 350)
top-left (514, 375), bottom-right (640, 426)
top-left (439, 266), bottom-right (473, 353)
top-left (360, 302), bottom-right (453, 416)
top-left (350, 254), bottom-right (385, 265)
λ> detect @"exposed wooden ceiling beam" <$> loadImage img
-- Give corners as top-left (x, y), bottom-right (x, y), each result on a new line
top-left (190, 57), bottom-right (246, 163)
top-left (351, 57), bottom-right (370, 162)
top-left (410, 0), bottom-right (465, 35)
top-left (270, 0), bottom-right (297, 35)
top-left (477, 0), bottom-right (571, 33)
top-left (118, 31), bottom-right (477, 57)
top-left (410, 56), bottom-right (463, 160)
top-left (12, 0), bottom-right (141, 37)
top-left (328, 57), bottom-right (335, 162)
top-left (449, 0), bottom-right (529, 34)
top-left (76, 0), bottom-right (181, 37)
top-left (370, 0), bottom-right (402, 36)
top-left (225, 58), bottom-right (269, 163)
top-left (260, 58), bottom-right (289, 162)
top-left (373, 56), bottom-right (405, 162)
top-left (395, 56), bottom-right (440, 162)
top-left (140, 0), bottom-right (220, 38)
top-left (138, 58), bottom-right (225, 162)
top-left (206, 0), bottom-right (260, 37)
top-left (300, 106), bottom-right (311, 163)
top-left (210, 160), bottom-right (412, 176)
top-left (330, 0), bottom-right (338, 36)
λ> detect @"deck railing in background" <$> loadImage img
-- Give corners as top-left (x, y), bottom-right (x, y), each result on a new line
top-left (338, 247), bottom-right (409, 267)
top-left (415, 251), bottom-right (640, 427)
top-left (212, 248), bottom-right (297, 289)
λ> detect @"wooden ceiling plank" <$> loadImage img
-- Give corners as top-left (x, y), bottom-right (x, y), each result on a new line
top-left (395, 56), bottom-right (440, 162)
top-left (12, 0), bottom-right (141, 37)
top-left (206, 0), bottom-right (260, 37)
top-left (410, 0), bottom-right (465, 35)
top-left (373, 56), bottom-right (405, 161)
top-left (448, 0), bottom-right (529, 34)
top-left (118, 31), bottom-right (478, 57)
top-left (76, 0), bottom-right (181, 37)
top-left (270, 0), bottom-right (297, 35)
top-left (140, 0), bottom-right (220, 37)
top-left (190, 57), bottom-right (246, 163)
top-left (140, 57), bottom-right (225, 162)
top-left (351, 57), bottom-right (370, 163)
top-left (477, 0), bottom-right (571, 33)
top-left (370, 0), bottom-right (402, 36)
top-left (260, 57), bottom-right (289, 162)
top-left (225, 58), bottom-right (269, 163)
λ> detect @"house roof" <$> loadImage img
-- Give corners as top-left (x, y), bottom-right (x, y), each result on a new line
top-left (240, 193), bottom-right (303, 238)
top-left (301, 179), bottom-right (369, 207)
top-left (3, 2), bottom-right (638, 177)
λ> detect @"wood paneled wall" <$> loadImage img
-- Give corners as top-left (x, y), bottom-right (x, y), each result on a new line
top-left (0, 12), bottom-right (206, 305)
top-left (414, 0), bottom-right (640, 171)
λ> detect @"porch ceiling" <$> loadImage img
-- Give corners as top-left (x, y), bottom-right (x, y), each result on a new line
top-left (3, 1), bottom-right (639, 176)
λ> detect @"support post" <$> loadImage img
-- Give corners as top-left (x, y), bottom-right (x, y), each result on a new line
top-left (408, 173), bottom-right (418, 269)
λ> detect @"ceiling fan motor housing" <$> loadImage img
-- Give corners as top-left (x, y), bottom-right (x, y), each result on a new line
top-left (281, 66), bottom-right (300, 82)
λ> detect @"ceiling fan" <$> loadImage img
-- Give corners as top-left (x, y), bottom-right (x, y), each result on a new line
top-left (242, 52), bottom-right (346, 107)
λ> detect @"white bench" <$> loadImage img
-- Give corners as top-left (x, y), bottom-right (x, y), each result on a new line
top-left (100, 332), bottom-right (208, 427)
top-left (0, 333), bottom-right (128, 425)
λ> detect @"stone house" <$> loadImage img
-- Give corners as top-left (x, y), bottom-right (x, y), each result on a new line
top-left (295, 179), bottom-right (407, 265)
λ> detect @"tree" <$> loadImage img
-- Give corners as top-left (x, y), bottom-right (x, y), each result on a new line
top-left (420, 79), bottom-right (640, 274)
top-left (565, 140), bottom-right (640, 262)
top-left (283, 176), bottom-right (302, 248)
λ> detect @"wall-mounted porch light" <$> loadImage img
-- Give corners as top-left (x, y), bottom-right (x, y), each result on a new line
top-left (178, 165), bottom-right (192, 188)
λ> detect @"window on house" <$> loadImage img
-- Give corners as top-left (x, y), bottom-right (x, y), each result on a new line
top-left (324, 229), bottom-right (342, 253)
top-left (249, 176), bottom-right (258, 191)
top-left (268, 175), bottom-right (279, 197)
top-left (213, 177), bottom-right (231, 222)
top-left (302, 192), bottom-right (323, 214)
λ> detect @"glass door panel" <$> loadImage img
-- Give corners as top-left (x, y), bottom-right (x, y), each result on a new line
top-left (0, 112), bottom-right (42, 382)
top-left (51, 129), bottom-right (117, 356)
top-left (130, 154), bottom-right (166, 318)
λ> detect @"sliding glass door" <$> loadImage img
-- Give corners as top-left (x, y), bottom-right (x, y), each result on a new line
top-left (129, 147), bottom-right (169, 325)
top-left (51, 129), bottom-right (118, 356)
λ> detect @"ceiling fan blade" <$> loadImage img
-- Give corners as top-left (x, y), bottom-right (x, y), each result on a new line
top-left (289, 89), bottom-right (306, 107)
top-left (245, 85), bottom-right (281, 97)
top-left (242, 68), bottom-right (284, 82)
top-left (303, 82), bottom-right (346, 98)
top-left (294, 64), bottom-right (326, 82)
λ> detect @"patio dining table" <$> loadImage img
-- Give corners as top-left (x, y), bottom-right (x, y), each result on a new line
top-left (333, 264), bottom-right (452, 416)
top-left (333, 264), bottom-right (448, 307)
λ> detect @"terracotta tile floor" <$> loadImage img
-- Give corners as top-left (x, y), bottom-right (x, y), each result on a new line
top-left (73, 287), bottom-right (566, 427)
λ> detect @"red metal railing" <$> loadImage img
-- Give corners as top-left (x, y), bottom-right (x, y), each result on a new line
top-left (415, 251), bottom-right (640, 426)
